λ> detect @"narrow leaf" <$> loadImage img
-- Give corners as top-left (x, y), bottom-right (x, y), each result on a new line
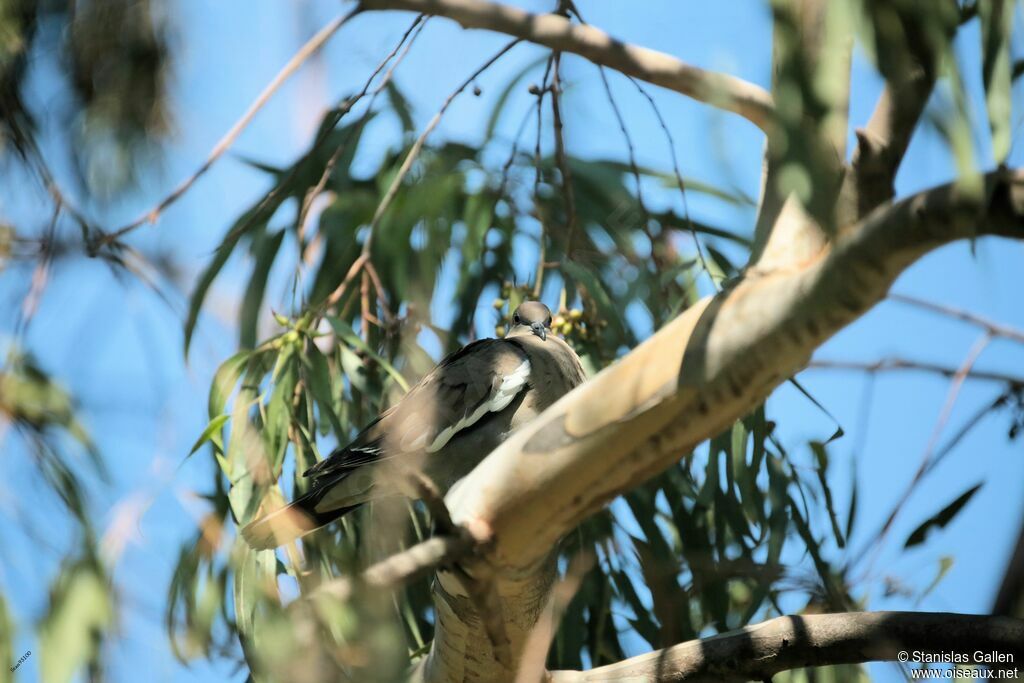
top-left (904, 483), bottom-right (983, 548)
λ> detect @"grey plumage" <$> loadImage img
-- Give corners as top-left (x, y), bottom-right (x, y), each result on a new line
top-left (241, 301), bottom-right (586, 549)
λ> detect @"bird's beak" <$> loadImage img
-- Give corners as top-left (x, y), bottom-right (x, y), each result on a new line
top-left (531, 322), bottom-right (547, 341)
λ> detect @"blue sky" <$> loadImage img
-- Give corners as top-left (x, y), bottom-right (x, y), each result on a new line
top-left (1, 1), bottom-right (1022, 681)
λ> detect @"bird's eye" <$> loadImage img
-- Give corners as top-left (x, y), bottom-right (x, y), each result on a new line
top-left (513, 314), bottom-right (521, 324)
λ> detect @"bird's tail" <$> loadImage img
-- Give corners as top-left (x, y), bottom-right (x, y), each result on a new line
top-left (240, 489), bottom-right (359, 550)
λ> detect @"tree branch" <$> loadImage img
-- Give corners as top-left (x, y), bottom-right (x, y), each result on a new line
top-left (416, 167), bottom-right (1024, 681)
top-left (847, 68), bottom-right (935, 219)
top-left (549, 611), bottom-right (1024, 682)
top-left (449, 167), bottom-right (1024, 572)
top-left (97, 8), bottom-right (360, 247)
top-left (806, 357), bottom-right (1024, 387)
top-left (359, 0), bottom-right (775, 132)
top-left (313, 533), bottom-right (474, 602)
top-left (749, 0), bottom-right (851, 271)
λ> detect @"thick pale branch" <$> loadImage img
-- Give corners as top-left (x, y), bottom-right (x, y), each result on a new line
top-left (549, 611), bottom-right (1024, 682)
top-left (419, 168), bottom-right (1023, 682)
top-left (447, 168), bottom-right (1024, 573)
top-left (359, 0), bottom-right (775, 132)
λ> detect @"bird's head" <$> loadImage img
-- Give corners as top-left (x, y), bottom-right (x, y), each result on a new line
top-left (508, 301), bottom-right (552, 341)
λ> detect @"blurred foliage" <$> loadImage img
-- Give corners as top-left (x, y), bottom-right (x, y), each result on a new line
top-left (0, 351), bottom-right (113, 683)
top-left (0, 0), bottom-right (1020, 681)
top-left (173, 0), bottom-right (1023, 676)
top-left (0, 0), bottom-right (170, 194)
top-left (174, 0), bottom-right (1023, 667)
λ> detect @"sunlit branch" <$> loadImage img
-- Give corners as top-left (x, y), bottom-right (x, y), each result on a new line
top-left (360, 0), bottom-right (775, 132)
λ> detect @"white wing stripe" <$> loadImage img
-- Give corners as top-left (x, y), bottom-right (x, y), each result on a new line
top-left (426, 359), bottom-right (531, 453)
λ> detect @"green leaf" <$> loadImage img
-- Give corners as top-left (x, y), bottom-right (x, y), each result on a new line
top-left (385, 81), bottom-right (415, 136)
top-left (809, 442), bottom-right (845, 549)
top-left (185, 212), bottom-right (259, 356)
top-left (232, 539), bottom-right (277, 639)
top-left (328, 317), bottom-right (410, 392)
top-left (979, 0), bottom-right (1014, 162)
top-left (918, 556), bottom-right (954, 603)
top-left (239, 228), bottom-right (285, 350)
top-left (208, 351), bottom-right (252, 419)
top-left (904, 483), bottom-right (983, 548)
top-left (189, 414), bottom-right (230, 456)
top-left (0, 593), bottom-right (13, 677)
top-left (39, 561), bottom-right (113, 683)
top-left (561, 260), bottom-right (633, 344)
top-left (264, 347), bottom-right (299, 471)
top-left (301, 343), bottom-right (344, 438)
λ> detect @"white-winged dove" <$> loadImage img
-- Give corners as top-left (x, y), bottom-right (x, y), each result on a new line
top-left (242, 301), bottom-right (586, 549)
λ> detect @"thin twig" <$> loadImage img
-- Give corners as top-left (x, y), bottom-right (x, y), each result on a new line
top-left (597, 67), bottom-right (649, 222)
top-left (532, 55), bottom-right (556, 298)
top-left (568, 2), bottom-right (716, 290)
top-left (806, 358), bottom-right (1024, 387)
top-left (323, 252), bottom-right (369, 311)
top-left (362, 38), bottom-right (522, 258)
top-left (890, 292), bottom-right (1024, 344)
top-left (318, 39), bottom-right (520, 319)
top-left (295, 15), bottom-right (428, 244)
top-left (97, 7), bottom-right (361, 247)
top-left (15, 203), bottom-right (60, 336)
top-left (854, 332), bottom-right (992, 574)
top-left (550, 51), bottom-right (578, 265)
top-left (627, 75), bottom-right (719, 291)
top-left (313, 533), bottom-right (474, 601)
top-left (362, 260), bottom-right (394, 323)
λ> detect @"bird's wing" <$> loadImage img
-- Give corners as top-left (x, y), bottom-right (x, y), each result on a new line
top-left (303, 338), bottom-right (531, 481)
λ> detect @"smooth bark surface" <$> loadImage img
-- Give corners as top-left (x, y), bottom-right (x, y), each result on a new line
top-left (360, 0), bottom-right (775, 132)
top-left (423, 169), bottom-right (1024, 681)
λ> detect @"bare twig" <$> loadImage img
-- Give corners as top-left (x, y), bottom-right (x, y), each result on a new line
top-left (362, 38), bottom-right (522, 258)
top-left (626, 75), bottom-right (719, 290)
top-left (313, 533), bottom-right (474, 602)
top-left (597, 68), bottom-right (649, 223)
top-left (322, 252), bottom-right (370, 311)
top-left (550, 51), bottom-right (577, 264)
top-left (566, 2), bottom-right (715, 289)
top-left (15, 204), bottom-right (60, 336)
top-left (890, 292), bottom-right (1024, 344)
top-left (532, 55), bottom-right (555, 298)
top-left (361, 0), bottom-right (775, 132)
top-left (295, 15), bottom-right (428, 244)
top-left (807, 358), bottom-right (1024, 387)
top-left (854, 332), bottom-right (992, 574)
top-left (97, 8), bottom-right (360, 247)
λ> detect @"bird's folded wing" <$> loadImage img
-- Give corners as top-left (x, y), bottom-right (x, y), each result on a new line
top-left (303, 339), bottom-right (532, 481)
